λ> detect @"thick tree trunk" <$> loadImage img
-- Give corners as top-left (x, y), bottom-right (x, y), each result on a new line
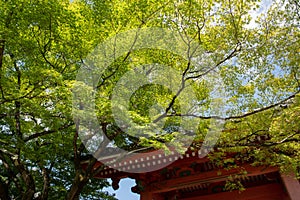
top-left (20, 168), bottom-right (36, 200)
top-left (40, 167), bottom-right (50, 200)
top-left (0, 178), bottom-right (11, 200)
top-left (22, 189), bottom-right (35, 200)
top-left (12, 158), bottom-right (36, 200)
top-left (65, 171), bottom-right (89, 200)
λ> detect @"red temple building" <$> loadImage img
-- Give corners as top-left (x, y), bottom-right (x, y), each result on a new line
top-left (81, 148), bottom-right (300, 200)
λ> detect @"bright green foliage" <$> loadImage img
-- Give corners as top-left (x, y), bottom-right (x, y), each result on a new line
top-left (0, 0), bottom-right (300, 199)
top-left (0, 0), bottom-right (114, 199)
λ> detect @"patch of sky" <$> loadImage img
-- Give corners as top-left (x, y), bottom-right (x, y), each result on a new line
top-left (105, 178), bottom-right (139, 200)
top-left (245, 0), bottom-right (273, 29)
top-left (224, 53), bottom-right (296, 116)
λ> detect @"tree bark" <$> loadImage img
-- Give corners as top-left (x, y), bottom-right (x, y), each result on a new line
top-left (12, 158), bottom-right (36, 200)
top-left (65, 171), bottom-right (89, 200)
top-left (40, 167), bottom-right (50, 200)
top-left (0, 178), bottom-right (11, 200)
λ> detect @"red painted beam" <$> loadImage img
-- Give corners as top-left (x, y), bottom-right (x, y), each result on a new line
top-left (181, 183), bottom-right (289, 200)
top-left (146, 165), bottom-right (278, 193)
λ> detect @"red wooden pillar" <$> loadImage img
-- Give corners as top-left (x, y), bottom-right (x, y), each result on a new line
top-left (281, 172), bottom-right (300, 200)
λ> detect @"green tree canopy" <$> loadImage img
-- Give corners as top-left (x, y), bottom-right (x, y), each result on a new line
top-left (0, 0), bottom-right (299, 199)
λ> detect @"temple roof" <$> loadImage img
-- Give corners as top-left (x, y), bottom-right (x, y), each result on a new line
top-left (81, 147), bottom-right (211, 176)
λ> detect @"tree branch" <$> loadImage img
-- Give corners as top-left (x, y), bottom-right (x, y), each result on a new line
top-left (14, 60), bottom-right (22, 139)
top-left (168, 90), bottom-right (300, 120)
top-left (0, 151), bottom-right (23, 195)
top-left (185, 42), bottom-right (241, 80)
top-left (11, 156), bottom-right (36, 200)
top-left (23, 122), bottom-right (74, 142)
